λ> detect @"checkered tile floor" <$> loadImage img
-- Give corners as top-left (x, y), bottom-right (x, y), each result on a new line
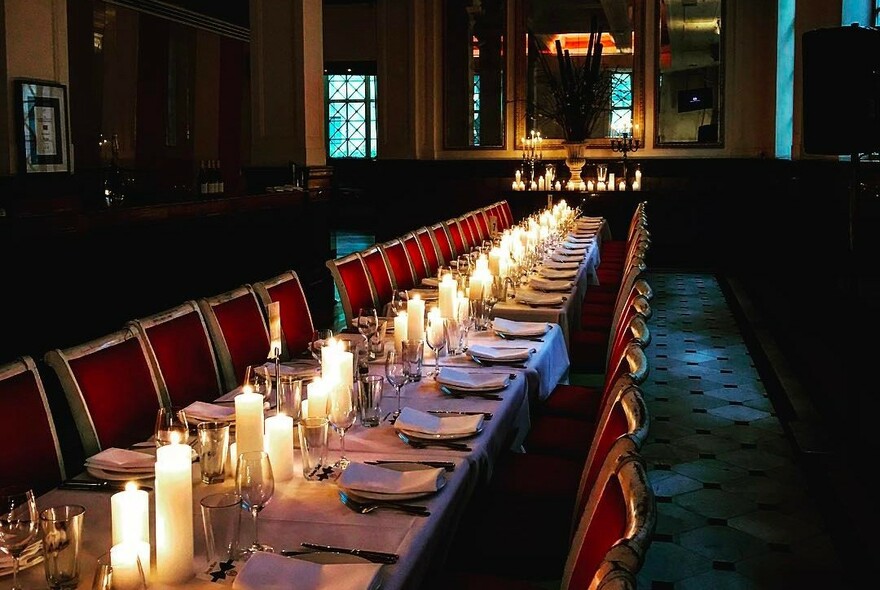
top-left (635, 272), bottom-right (845, 589)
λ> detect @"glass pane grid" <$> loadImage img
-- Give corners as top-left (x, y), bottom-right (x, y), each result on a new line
top-left (325, 73), bottom-right (377, 159)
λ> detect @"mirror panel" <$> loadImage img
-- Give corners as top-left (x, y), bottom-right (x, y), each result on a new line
top-left (514, 0), bottom-right (644, 148)
top-left (655, 0), bottom-right (724, 146)
top-left (443, 0), bottom-right (506, 149)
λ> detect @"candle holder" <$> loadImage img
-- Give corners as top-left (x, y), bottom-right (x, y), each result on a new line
top-left (521, 129), bottom-right (543, 187)
top-left (610, 131), bottom-right (641, 183)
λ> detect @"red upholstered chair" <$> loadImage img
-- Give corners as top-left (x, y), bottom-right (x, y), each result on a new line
top-left (400, 231), bottom-right (431, 283)
top-left (500, 199), bottom-right (515, 228)
top-left (326, 251), bottom-right (379, 330)
top-left (198, 285), bottom-right (271, 392)
top-left (360, 244), bottom-right (396, 309)
top-left (473, 208), bottom-right (492, 241)
top-left (128, 300), bottom-right (224, 408)
top-left (442, 218), bottom-right (469, 258)
top-left (430, 221), bottom-right (458, 262)
top-left (414, 225), bottom-right (446, 272)
top-left (252, 270), bottom-right (316, 360)
top-left (0, 356), bottom-right (66, 494)
top-left (461, 213), bottom-right (484, 247)
top-left (45, 327), bottom-right (166, 457)
top-left (379, 238), bottom-right (418, 292)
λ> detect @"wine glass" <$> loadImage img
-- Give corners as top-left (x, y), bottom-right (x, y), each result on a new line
top-left (243, 364), bottom-right (273, 407)
top-left (236, 451), bottom-right (275, 555)
top-left (0, 486), bottom-right (39, 590)
top-left (154, 406), bottom-right (190, 447)
top-left (424, 315), bottom-right (447, 377)
top-left (328, 383), bottom-right (358, 470)
top-left (356, 307), bottom-right (380, 360)
top-left (389, 291), bottom-right (407, 316)
top-left (309, 329), bottom-right (334, 363)
top-left (402, 339), bottom-right (425, 386)
top-left (384, 350), bottom-right (408, 420)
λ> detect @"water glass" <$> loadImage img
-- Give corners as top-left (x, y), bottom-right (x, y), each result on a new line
top-left (277, 375), bottom-right (303, 421)
top-left (154, 406), bottom-right (189, 447)
top-left (40, 504), bottom-right (85, 589)
top-left (298, 416), bottom-right (330, 480)
top-left (199, 492), bottom-right (241, 565)
top-left (197, 422), bottom-right (230, 484)
top-left (357, 374), bottom-right (384, 427)
top-left (91, 550), bottom-right (146, 590)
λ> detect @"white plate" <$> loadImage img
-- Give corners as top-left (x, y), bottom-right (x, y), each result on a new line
top-left (294, 552), bottom-right (372, 565)
top-left (397, 425), bottom-right (482, 441)
top-left (435, 376), bottom-right (509, 392)
top-left (405, 288), bottom-right (438, 301)
top-left (340, 462), bottom-right (447, 501)
top-left (86, 465), bottom-right (155, 481)
top-left (0, 541), bottom-right (43, 577)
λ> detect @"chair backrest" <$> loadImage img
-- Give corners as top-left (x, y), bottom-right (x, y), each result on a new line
top-left (414, 226), bottom-right (445, 271)
top-left (380, 238), bottom-right (418, 292)
top-left (0, 356), bottom-right (66, 493)
top-left (401, 231), bottom-right (431, 282)
top-left (326, 252), bottom-right (377, 329)
top-left (487, 201), bottom-right (509, 232)
top-left (360, 244), bottom-right (396, 309)
top-left (430, 221), bottom-right (457, 263)
top-left (561, 439), bottom-right (655, 589)
top-left (198, 285), bottom-right (271, 391)
top-left (459, 214), bottom-right (481, 249)
top-left (499, 200), bottom-right (515, 228)
top-left (45, 327), bottom-right (166, 457)
top-left (443, 218), bottom-right (468, 257)
top-left (252, 270), bottom-right (316, 360)
top-left (128, 300), bottom-right (224, 408)
top-left (472, 208), bottom-right (492, 241)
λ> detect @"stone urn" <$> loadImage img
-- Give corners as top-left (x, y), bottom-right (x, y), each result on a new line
top-left (562, 140), bottom-right (587, 185)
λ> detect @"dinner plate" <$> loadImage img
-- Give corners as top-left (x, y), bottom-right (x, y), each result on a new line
top-left (340, 462), bottom-right (447, 501)
top-left (405, 288), bottom-right (439, 301)
top-left (86, 465), bottom-right (155, 481)
top-left (0, 540), bottom-right (43, 577)
top-left (397, 425), bottom-right (483, 442)
top-left (435, 373), bottom-right (509, 392)
top-left (439, 384), bottom-right (506, 397)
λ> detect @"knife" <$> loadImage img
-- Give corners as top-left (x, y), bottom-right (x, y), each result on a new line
top-left (58, 480), bottom-right (153, 492)
top-left (298, 543), bottom-right (399, 564)
top-left (364, 460), bottom-right (456, 471)
top-left (427, 410), bottom-right (493, 421)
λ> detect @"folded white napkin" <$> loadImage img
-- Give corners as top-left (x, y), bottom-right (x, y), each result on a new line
top-left (529, 277), bottom-right (573, 292)
top-left (233, 551), bottom-right (382, 590)
top-left (85, 448), bottom-right (155, 470)
top-left (539, 268), bottom-right (578, 280)
top-left (183, 401), bottom-right (235, 422)
top-left (436, 367), bottom-right (509, 390)
top-left (566, 236), bottom-right (593, 245)
top-left (543, 260), bottom-right (581, 270)
top-left (406, 288), bottom-right (439, 301)
top-left (491, 317), bottom-right (549, 336)
top-left (339, 461), bottom-right (446, 495)
top-left (515, 293), bottom-right (565, 306)
top-left (563, 241), bottom-right (591, 251)
top-left (554, 246), bottom-right (587, 257)
top-left (261, 361), bottom-right (321, 379)
top-left (421, 277), bottom-right (440, 287)
top-left (395, 407), bottom-right (483, 436)
top-left (467, 345), bottom-right (531, 361)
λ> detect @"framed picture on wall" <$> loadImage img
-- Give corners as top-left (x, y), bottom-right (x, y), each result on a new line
top-left (14, 79), bottom-right (71, 174)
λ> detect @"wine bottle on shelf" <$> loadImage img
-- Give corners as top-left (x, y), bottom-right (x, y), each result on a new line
top-left (208, 160), bottom-right (220, 194)
top-left (198, 160), bottom-right (209, 196)
top-left (216, 160), bottom-right (224, 195)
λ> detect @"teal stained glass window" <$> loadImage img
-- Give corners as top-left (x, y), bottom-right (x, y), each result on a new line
top-left (326, 74), bottom-right (377, 159)
top-left (473, 74), bottom-right (481, 146)
top-left (610, 72), bottom-right (633, 135)
top-left (875, 0), bottom-right (880, 26)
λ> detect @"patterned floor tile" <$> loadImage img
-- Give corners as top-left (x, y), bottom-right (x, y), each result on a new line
top-left (678, 525), bottom-right (766, 562)
top-left (673, 569), bottom-right (758, 590)
top-left (674, 488), bottom-right (757, 520)
top-left (671, 458), bottom-right (749, 485)
top-left (638, 541), bottom-right (713, 583)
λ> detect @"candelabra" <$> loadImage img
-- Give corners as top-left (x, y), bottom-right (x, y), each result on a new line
top-left (610, 130), bottom-right (641, 182)
top-left (521, 129), bottom-right (543, 185)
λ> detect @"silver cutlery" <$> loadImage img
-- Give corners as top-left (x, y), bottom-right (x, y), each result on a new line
top-left (365, 459), bottom-right (456, 471)
top-left (439, 385), bottom-right (503, 401)
top-left (427, 410), bottom-right (493, 421)
top-left (469, 356), bottom-right (527, 369)
top-left (339, 491), bottom-right (430, 517)
top-left (58, 480), bottom-right (153, 492)
top-left (293, 543), bottom-right (400, 564)
top-left (397, 432), bottom-right (471, 451)
top-left (496, 332), bottom-right (544, 342)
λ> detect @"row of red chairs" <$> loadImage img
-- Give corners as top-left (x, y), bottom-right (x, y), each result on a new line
top-left (1, 269), bottom-right (316, 492)
top-left (326, 201), bottom-right (514, 329)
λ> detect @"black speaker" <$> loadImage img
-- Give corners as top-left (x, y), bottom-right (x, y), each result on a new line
top-left (803, 24), bottom-right (880, 154)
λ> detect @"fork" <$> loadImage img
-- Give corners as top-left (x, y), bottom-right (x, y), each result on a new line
top-left (339, 491), bottom-right (430, 517)
top-left (398, 432), bottom-right (471, 451)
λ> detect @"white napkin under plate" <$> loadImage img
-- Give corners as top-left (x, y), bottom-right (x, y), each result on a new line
top-left (538, 267), bottom-right (578, 280)
top-left (0, 540), bottom-right (42, 575)
top-left (261, 360), bottom-right (322, 379)
top-left (543, 260), bottom-right (581, 270)
top-left (233, 551), bottom-right (382, 590)
top-left (491, 317), bottom-right (550, 337)
top-left (565, 236), bottom-right (593, 245)
top-left (405, 288), bottom-right (439, 301)
top-left (85, 448), bottom-right (155, 471)
top-left (551, 252), bottom-right (584, 263)
top-left (339, 461), bottom-right (446, 495)
top-left (395, 407), bottom-right (483, 436)
top-left (554, 246), bottom-right (587, 257)
top-left (529, 277), bottom-right (573, 292)
top-left (421, 277), bottom-right (440, 287)
top-left (436, 367), bottom-right (509, 390)
top-left (467, 345), bottom-right (532, 362)
top-left (183, 401), bottom-right (235, 422)
top-left (515, 293), bottom-right (566, 306)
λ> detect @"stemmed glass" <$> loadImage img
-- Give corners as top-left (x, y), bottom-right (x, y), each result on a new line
top-left (154, 406), bottom-right (190, 447)
top-left (236, 451), bottom-right (275, 556)
top-left (328, 383), bottom-right (358, 470)
top-left (0, 486), bottom-right (39, 590)
top-left (424, 315), bottom-right (447, 377)
top-left (403, 340), bottom-right (424, 386)
top-left (384, 350), bottom-right (409, 420)
top-left (309, 329), bottom-right (334, 363)
top-left (356, 307), bottom-right (380, 360)
top-left (243, 365), bottom-right (273, 408)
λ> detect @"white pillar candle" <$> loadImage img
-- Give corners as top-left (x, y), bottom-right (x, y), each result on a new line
top-left (111, 482), bottom-right (150, 575)
top-left (511, 180), bottom-right (518, 191)
top-left (515, 169), bottom-right (521, 183)
top-left (597, 181), bottom-right (606, 191)
top-left (608, 172), bottom-right (615, 187)
top-left (619, 179), bottom-right (626, 191)
top-left (155, 441), bottom-right (193, 584)
top-left (393, 312), bottom-right (408, 353)
top-left (264, 414), bottom-right (295, 482)
top-left (555, 180), bottom-right (562, 191)
top-left (227, 441), bottom-right (238, 475)
top-left (111, 542), bottom-right (150, 590)
top-left (268, 301), bottom-right (282, 359)
top-left (438, 276), bottom-right (457, 319)
top-left (426, 307), bottom-right (444, 345)
top-left (587, 180), bottom-right (594, 191)
top-left (407, 296), bottom-right (425, 342)
top-left (306, 377), bottom-right (329, 418)
top-left (488, 249), bottom-right (501, 277)
top-left (632, 180), bottom-right (641, 191)
top-left (235, 388), bottom-right (265, 455)
top-left (635, 168), bottom-right (642, 182)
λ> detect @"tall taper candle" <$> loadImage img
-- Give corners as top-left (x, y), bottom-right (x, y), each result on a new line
top-left (155, 440), bottom-right (193, 584)
top-left (235, 388), bottom-right (265, 454)
top-left (264, 414), bottom-right (295, 482)
top-left (407, 296), bottom-right (425, 343)
top-left (394, 312), bottom-right (408, 354)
